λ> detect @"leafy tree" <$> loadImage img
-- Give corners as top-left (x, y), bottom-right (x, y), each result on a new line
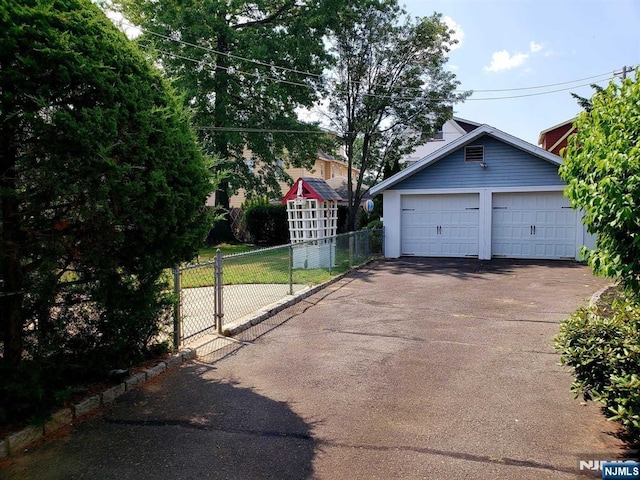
top-left (560, 69), bottom-right (640, 295)
top-left (0, 0), bottom-right (212, 374)
top-left (115, 0), bottom-right (348, 242)
top-left (323, 1), bottom-right (470, 230)
top-left (570, 83), bottom-right (605, 113)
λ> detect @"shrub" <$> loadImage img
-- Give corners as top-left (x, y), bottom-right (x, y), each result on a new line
top-left (556, 291), bottom-right (640, 439)
top-left (244, 203), bottom-right (289, 246)
top-left (560, 69), bottom-right (640, 295)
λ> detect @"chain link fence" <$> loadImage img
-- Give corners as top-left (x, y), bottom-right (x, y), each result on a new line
top-left (174, 228), bottom-right (383, 345)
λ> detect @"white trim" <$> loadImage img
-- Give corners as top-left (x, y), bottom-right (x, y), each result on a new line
top-left (371, 124), bottom-right (563, 196)
top-left (548, 126), bottom-right (576, 154)
top-left (537, 117), bottom-right (577, 144)
top-left (386, 185), bottom-right (565, 196)
top-left (382, 187), bottom-right (581, 261)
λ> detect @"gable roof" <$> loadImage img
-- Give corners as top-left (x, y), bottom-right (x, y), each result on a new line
top-left (370, 124), bottom-right (563, 195)
top-left (537, 117), bottom-right (577, 156)
top-left (451, 117), bottom-right (482, 134)
top-left (537, 117), bottom-right (576, 144)
top-left (282, 177), bottom-right (342, 203)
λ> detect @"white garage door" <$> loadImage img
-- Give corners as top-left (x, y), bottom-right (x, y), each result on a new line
top-left (492, 192), bottom-right (577, 259)
top-left (401, 194), bottom-right (479, 257)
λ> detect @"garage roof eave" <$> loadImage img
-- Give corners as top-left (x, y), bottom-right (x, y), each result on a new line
top-left (370, 124), bottom-right (564, 196)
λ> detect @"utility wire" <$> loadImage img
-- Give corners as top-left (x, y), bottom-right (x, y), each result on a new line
top-left (122, 18), bottom-right (623, 96)
top-left (142, 42), bottom-right (614, 102)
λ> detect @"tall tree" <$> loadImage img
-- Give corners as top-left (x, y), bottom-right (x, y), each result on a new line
top-left (561, 69), bottom-right (640, 296)
top-left (324, 1), bottom-right (470, 230)
top-left (116, 0), bottom-right (347, 242)
top-left (0, 0), bottom-right (212, 368)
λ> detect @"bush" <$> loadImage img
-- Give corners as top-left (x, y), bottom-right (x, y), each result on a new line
top-left (0, 0), bottom-right (211, 425)
top-left (556, 291), bottom-right (640, 439)
top-left (560, 69), bottom-right (640, 295)
top-left (244, 203), bottom-right (289, 246)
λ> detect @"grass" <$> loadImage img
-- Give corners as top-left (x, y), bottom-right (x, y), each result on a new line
top-left (195, 243), bottom-right (261, 262)
top-left (177, 243), bottom-right (367, 289)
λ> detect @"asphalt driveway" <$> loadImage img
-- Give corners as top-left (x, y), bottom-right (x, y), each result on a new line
top-left (0, 258), bottom-right (625, 479)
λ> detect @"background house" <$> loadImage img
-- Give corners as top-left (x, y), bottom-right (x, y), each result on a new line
top-left (401, 117), bottom-right (481, 165)
top-left (219, 150), bottom-right (358, 208)
top-left (538, 118), bottom-right (576, 157)
top-left (371, 124), bottom-right (594, 260)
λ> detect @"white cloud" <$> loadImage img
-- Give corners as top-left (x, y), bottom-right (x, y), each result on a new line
top-left (443, 16), bottom-right (464, 51)
top-left (530, 41), bottom-right (543, 53)
top-left (484, 50), bottom-right (529, 72)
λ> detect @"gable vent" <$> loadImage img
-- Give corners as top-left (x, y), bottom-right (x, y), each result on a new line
top-left (465, 145), bottom-right (484, 162)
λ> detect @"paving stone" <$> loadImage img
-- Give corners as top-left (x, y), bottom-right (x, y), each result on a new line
top-left (124, 372), bottom-right (146, 391)
top-left (164, 354), bottom-right (182, 369)
top-left (73, 395), bottom-right (101, 418)
top-left (101, 384), bottom-right (126, 405)
top-left (44, 408), bottom-right (73, 435)
top-left (7, 425), bottom-right (43, 455)
top-left (181, 348), bottom-right (196, 361)
top-left (144, 362), bottom-right (166, 380)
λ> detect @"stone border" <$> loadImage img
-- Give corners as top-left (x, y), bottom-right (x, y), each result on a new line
top-left (589, 283), bottom-right (616, 307)
top-left (0, 259), bottom-right (380, 459)
top-left (0, 348), bottom-right (197, 459)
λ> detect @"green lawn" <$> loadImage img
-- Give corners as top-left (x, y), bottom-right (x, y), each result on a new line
top-left (178, 243), bottom-right (357, 289)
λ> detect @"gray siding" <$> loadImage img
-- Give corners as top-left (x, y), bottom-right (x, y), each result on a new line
top-left (394, 135), bottom-right (565, 190)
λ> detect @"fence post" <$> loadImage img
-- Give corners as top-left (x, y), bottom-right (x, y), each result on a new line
top-left (329, 236), bottom-right (333, 274)
top-left (214, 249), bottom-right (224, 335)
top-left (173, 265), bottom-right (181, 349)
top-left (349, 232), bottom-right (354, 268)
top-left (289, 243), bottom-right (293, 296)
top-left (365, 229), bottom-right (370, 258)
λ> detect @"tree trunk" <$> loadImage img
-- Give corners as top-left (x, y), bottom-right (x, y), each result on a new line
top-left (1, 135), bottom-right (24, 366)
top-left (208, 31), bottom-right (236, 244)
top-left (208, 180), bottom-right (235, 244)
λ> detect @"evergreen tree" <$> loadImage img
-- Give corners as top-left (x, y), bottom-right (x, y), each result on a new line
top-left (0, 0), bottom-right (212, 370)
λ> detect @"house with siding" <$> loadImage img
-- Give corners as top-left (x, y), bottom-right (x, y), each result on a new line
top-left (371, 124), bottom-right (594, 260)
top-left (223, 150), bottom-right (358, 208)
top-left (206, 149), bottom-right (358, 208)
top-left (538, 118), bottom-right (576, 157)
top-left (401, 117), bottom-right (481, 165)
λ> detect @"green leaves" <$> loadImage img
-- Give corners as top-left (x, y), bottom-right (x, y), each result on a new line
top-left (556, 291), bottom-right (640, 438)
top-left (1, 0), bottom-right (213, 421)
top-left (561, 69), bottom-right (640, 296)
top-left (325, 2), bottom-right (470, 229)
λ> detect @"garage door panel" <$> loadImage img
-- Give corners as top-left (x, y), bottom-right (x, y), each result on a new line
top-left (401, 194), bottom-right (479, 257)
top-left (492, 192), bottom-right (576, 259)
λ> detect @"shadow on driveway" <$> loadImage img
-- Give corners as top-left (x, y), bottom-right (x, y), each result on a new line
top-left (0, 365), bottom-right (316, 480)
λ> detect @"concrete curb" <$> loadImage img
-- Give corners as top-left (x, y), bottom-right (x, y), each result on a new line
top-left (589, 283), bottom-right (616, 307)
top-left (0, 259), bottom-right (379, 459)
top-left (0, 348), bottom-right (196, 459)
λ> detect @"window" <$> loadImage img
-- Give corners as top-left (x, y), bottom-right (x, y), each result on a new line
top-left (464, 145), bottom-right (484, 162)
top-left (331, 165), bottom-right (335, 178)
top-left (320, 163), bottom-right (324, 176)
top-left (433, 127), bottom-right (444, 140)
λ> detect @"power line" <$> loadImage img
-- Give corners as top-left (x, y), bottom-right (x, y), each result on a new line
top-left (123, 19), bottom-right (623, 96)
top-left (143, 43), bottom-right (614, 102)
top-left (194, 127), bottom-right (329, 133)
top-left (470, 71), bottom-right (615, 92)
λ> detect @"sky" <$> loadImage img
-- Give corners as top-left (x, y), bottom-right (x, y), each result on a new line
top-left (400, 0), bottom-right (640, 145)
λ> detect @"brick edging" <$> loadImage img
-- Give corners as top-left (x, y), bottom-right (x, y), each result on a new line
top-left (0, 348), bottom-right (197, 459)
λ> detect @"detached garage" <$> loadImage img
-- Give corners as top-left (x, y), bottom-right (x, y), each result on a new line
top-left (371, 125), bottom-right (593, 260)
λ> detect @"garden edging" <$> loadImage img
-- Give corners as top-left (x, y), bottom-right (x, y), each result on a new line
top-left (0, 348), bottom-right (197, 459)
